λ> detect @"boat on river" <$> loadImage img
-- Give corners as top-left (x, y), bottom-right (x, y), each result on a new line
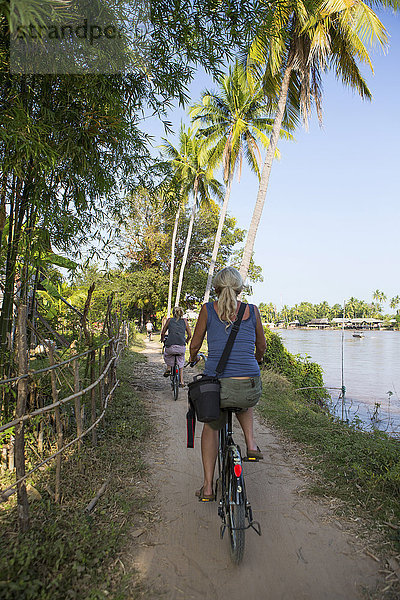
top-left (353, 331), bottom-right (364, 338)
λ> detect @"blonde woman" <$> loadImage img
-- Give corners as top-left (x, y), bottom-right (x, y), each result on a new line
top-left (161, 307), bottom-right (192, 387)
top-left (189, 267), bottom-right (266, 501)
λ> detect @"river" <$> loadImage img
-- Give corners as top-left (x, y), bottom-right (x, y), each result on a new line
top-left (275, 328), bottom-right (400, 434)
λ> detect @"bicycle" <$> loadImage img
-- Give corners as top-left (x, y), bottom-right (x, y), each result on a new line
top-left (170, 353), bottom-right (180, 401)
top-left (217, 405), bottom-right (262, 563)
top-left (163, 337), bottom-right (180, 401)
top-left (187, 354), bottom-right (261, 564)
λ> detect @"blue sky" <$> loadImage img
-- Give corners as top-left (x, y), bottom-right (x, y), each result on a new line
top-left (140, 10), bottom-right (400, 311)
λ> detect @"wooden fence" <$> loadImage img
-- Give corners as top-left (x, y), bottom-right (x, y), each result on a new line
top-left (0, 301), bottom-right (128, 532)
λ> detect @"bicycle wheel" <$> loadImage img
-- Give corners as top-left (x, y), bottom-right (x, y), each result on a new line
top-left (226, 457), bottom-right (245, 564)
top-left (172, 361), bottom-right (179, 401)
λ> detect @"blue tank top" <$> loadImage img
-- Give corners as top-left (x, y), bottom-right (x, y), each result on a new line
top-left (203, 302), bottom-right (260, 378)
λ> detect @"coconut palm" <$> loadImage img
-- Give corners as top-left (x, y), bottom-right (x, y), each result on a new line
top-left (373, 289), bottom-right (387, 304)
top-left (372, 288), bottom-right (387, 313)
top-left (239, 0), bottom-right (393, 281)
top-left (166, 190), bottom-right (184, 318)
top-left (161, 126), bottom-right (223, 307)
top-left (390, 295), bottom-right (400, 315)
top-left (190, 61), bottom-right (294, 303)
top-left (156, 173), bottom-right (187, 318)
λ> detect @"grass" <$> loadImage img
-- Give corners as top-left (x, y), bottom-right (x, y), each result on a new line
top-left (258, 368), bottom-right (400, 554)
top-left (0, 339), bottom-right (152, 600)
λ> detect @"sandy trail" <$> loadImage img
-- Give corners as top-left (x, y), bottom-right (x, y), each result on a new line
top-left (129, 339), bottom-right (382, 600)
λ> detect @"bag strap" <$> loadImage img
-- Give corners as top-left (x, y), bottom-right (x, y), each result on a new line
top-left (215, 302), bottom-right (247, 376)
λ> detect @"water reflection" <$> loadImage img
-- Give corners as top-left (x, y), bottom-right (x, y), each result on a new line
top-left (276, 329), bottom-right (400, 434)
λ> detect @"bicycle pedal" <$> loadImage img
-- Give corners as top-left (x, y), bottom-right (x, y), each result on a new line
top-left (243, 456), bottom-right (259, 462)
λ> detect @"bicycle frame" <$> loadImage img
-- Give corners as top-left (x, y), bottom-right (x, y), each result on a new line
top-left (170, 354), bottom-right (180, 400)
top-left (217, 409), bottom-right (261, 542)
top-left (218, 411), bottom-right (245, 505)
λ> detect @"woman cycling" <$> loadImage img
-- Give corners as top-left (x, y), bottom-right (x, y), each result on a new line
top-left (189, 267), bottom-right (266, 501)
top-left (161, 307), bottom-right (192, 387)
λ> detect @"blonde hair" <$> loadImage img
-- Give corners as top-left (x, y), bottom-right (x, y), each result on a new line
top-left (172, 306), bottom-right (184, 320)
top-left (213, 267), bottom-right (243, 325)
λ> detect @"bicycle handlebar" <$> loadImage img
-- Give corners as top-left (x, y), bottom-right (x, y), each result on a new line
top-left (184, 352), bottom-right (207, 368)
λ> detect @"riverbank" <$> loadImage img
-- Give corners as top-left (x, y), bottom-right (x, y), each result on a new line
top-left (274, 328), bottom-right (400, 435)
top-left (258, 367), bottom-right (400, 597)
top-left (269, 328), bottom-right (400, 333)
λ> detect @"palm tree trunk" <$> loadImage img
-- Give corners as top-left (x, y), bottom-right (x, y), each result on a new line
top-left (175, 180), bottom-right (199, 307)
top-left (167, 206), bottom-right (181, 318)
top-left (203, 171), bottom-right (234, 303)
top-left (240, 59), bottom-right (294, 281)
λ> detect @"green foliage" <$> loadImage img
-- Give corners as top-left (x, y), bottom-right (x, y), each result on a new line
top-left (0, 0), bottom-right (273, 363)
top-left (190, 60), bottom-right (294, 182)
top-left (72, 200), bottom-right (262, 320)
top-left (259, 295), bottom-right (400, 325)
top-left (258, 369), bottom-right (400, 546)
top-left (261, 328), bottom-right (328, 405)
top-left (0, 342), bottom-right (152, 600)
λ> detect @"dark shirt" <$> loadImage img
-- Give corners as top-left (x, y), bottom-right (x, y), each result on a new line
top-left (165, 318), bottom-right (186, 347)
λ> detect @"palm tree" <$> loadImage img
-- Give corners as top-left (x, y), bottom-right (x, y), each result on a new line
top-left (259, 301), bottom-right (277, 323)
top-left (190, 61), bottom-right (294, 303)
top-left (156, 174), bottom-right (187, 318)
top-left (161, 126), bottom-right (223, 307)
top-left (372, 289), bottom-right (387, 313)
top-left (346, 297), bottom-right (357, 319)
top-left (239, 0), bottom-right (392, 281)
top-left (316, 300), bottom-right (330, 318)
top-left (390, 295), bottom-right (400, 315)
top-left (373, 289), bottom-right (387, 304)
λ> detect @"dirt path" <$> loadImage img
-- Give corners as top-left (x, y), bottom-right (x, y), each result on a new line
top-left (128, 339), bottom-right (383, 600)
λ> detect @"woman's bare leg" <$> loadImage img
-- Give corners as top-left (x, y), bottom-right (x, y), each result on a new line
top-left (236, 408), bottom-right (258, 452)
top-left (200, 424), bottom-right (218, 496)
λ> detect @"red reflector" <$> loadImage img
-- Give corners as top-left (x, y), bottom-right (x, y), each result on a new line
top-left (234, 464), bottom-right (242, 477)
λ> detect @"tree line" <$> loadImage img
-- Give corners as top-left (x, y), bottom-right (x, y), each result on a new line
top-left (259, 291), bottom-right (400, 326)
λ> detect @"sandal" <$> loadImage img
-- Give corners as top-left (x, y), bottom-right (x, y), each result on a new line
top-left (163, 370), bottom-right (170, 377)
top-left (179, 383), bottom-right (186, 388)
top-left (195, 486), bottom-right (215, 502)
top-left (246, 446), bottom-right (263, 460)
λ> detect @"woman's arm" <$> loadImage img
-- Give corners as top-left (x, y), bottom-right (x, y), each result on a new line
top-left (189, 305), bottom-right (207, 362)
top-left (184, 319), bottom-right (192, 343)
top-left (160, 318), bottom-right (171, 342)
top-left (254, 305), bottom-right (267, 363)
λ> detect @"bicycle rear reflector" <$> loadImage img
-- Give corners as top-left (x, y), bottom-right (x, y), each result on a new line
top-left (234, 464), bottom-right (242, 478)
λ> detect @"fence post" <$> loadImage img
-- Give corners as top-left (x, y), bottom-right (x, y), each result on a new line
top-left (8, 435), bottom-right (14, 470)
top-left (48, 343), bottom-right (63, 502)
top-left (90, 349), bottom-right (97, 446)
top-left (15, 304), bottom-right (30, 532)
top-left (104, 343), bottom-right (109, 399)
top-left (73, 359), bottom-right (83, 450)
top-left (1, 445), bottom-right (7, 473)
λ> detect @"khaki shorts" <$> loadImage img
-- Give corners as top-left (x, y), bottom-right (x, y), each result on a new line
top-left (208, 376), bottom-right (262, 430)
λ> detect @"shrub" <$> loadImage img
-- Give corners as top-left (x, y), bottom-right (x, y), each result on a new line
top-left (261, 329), bottom-right (329, 405)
